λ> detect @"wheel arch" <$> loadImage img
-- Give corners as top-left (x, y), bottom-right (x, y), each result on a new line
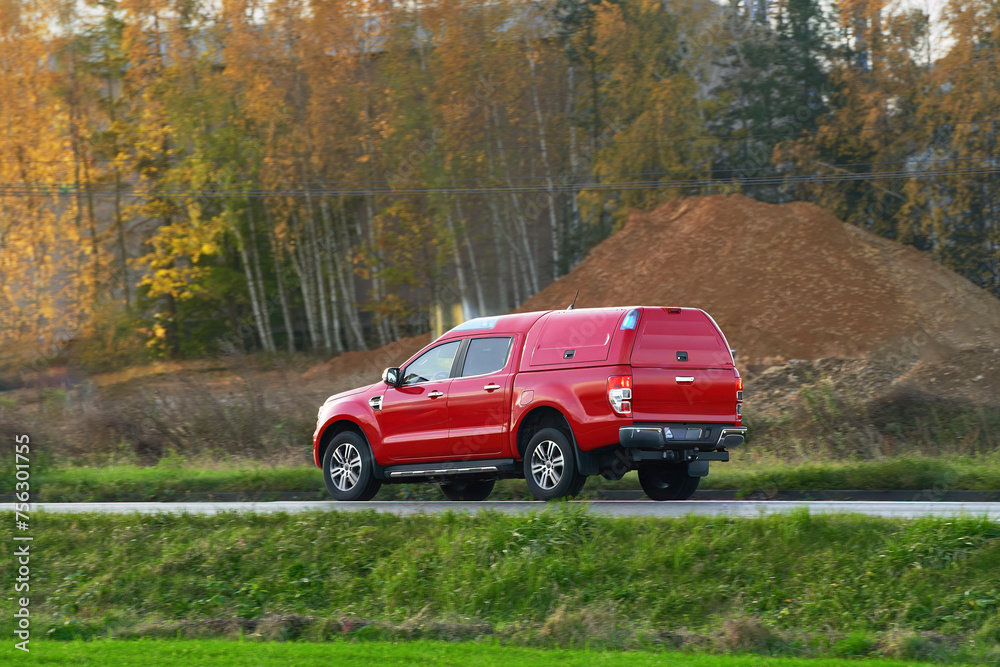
top-left (317, 419), bottom-right (378, 472)
top-left (515, 405), bottom-right (579, 460)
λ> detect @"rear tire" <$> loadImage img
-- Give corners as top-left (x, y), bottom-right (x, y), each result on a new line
top-left (322, 432), bottom-right (382, 501)
top-left (523, 428), bottom-right (585, 500)
top-left (566, 474), bottom-right (587, 498)
top-left (440, 479), bottom-right (496, 501)
top-left (638, 463), bottom-right (700, 501)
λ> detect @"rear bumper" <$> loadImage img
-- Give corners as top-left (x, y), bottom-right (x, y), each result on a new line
top-left (619, 424), bottom-right (747, 450)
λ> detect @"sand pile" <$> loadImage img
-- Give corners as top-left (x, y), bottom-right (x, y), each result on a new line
top-left (519, 194), bottom-right (1000, 366)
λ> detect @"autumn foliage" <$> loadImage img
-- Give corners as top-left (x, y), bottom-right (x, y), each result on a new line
top-left (0, 0), bottom-right (997, 368)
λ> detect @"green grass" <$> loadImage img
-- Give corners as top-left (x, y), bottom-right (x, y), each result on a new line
top-left (9, 454), bottom-right (1000, 501)
top-left (5, 463), bottom-right (325, 501)
top-left (18, 639), bottom-right (962, 666)
top-left (703, 455), bottom-right (1000, 494)
top-left (3, 509), bottom-right (999, 662)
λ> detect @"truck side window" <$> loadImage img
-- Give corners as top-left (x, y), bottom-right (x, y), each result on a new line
top-left (461, 337), bottom-right (512, 377)
top-left (402, 341), bottom-right (461, 385)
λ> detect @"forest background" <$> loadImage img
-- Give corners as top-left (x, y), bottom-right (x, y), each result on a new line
top-left (1, 0), bottom-right (999, 372)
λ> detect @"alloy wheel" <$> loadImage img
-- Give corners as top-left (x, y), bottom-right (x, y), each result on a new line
top-left (329, 442), bottom-right (363, 492)
top-left (530, 440), bottom-right (565, 490)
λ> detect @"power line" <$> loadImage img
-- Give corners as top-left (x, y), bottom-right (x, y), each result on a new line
top-left (0, 164), bottom-right (997, 199)
top-left (1, 153), bottom-right (996, 183)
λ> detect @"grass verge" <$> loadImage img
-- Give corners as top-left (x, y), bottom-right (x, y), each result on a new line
top-left (9, 454), bottom-right (1000, 501)
top-left (2, 509), bottom-right (999, 663)
top-left (20, 639), bottom-right (961, 667)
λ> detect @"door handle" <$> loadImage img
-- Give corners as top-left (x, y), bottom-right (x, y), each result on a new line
top-left (428, 391), bottom-right (444, 398)
top-left (483, 383), bottom-right (501, 391)
top-left (675, 376), bottom-right (694, 383)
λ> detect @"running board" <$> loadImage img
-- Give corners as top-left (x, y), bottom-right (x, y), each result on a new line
top-left (383, 458), bottom-right (518, 479)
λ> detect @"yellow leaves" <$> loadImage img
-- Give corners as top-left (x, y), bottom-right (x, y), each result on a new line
top-left (357, 154), bottom-right (371, 163)
top-left (137, 215), bottom-right (224, 301)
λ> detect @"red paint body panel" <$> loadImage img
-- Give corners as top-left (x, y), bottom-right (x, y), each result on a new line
top-left (628, 308), bottom-right (738, 423)
top-left (311, 386), bottom-right (383, 468)
top-left (312, 306), bottom-right (741, 469)
top-left (630, 367), bottom-right (736, 422)
top-left (379, 380), bottom-right (452, 461)
top-left (511, 364), bottom-right (632, 453)
top-left (446, 336), bottom-right (518, 459)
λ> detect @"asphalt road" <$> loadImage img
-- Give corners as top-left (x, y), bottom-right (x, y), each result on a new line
top-left (7, 500), bottom-right (1000, 519)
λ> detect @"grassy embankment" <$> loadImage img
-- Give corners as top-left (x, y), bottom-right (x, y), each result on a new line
top-left (10, 454), bottom-right (1000, 501)
top-left (4, 355), bottom-right (1000, 500)
top-left (2, 508), bottom-right (998, 663)
top-left (19, 639), bottom-right (967, 667)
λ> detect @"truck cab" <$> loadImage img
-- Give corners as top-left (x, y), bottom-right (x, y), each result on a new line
top-left (313, 306), bottom-right (745, 501)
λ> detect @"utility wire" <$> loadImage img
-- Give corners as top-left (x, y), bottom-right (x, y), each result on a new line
top-left (1, 153), bottom-right (996, 183)
top-left (1, 165), bottom-right (997, 198)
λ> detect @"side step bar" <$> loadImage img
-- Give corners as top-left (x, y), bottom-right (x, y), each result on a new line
top-left (383, 458), bottom-right (518, 480)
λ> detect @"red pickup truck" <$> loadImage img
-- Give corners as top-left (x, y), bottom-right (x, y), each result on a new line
top-left (313, 306), bottom-right (745, 501)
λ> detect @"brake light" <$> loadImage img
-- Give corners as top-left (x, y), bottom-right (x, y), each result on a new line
top-left (608, 375), bottom-right (632, 416)
top-left (735, 375), bottom-right (743, 426)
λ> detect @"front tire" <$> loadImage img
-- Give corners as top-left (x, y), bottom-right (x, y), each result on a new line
top-left (440, 479), bottom-right (495, 501)
top-left (322, 432), bottom-right (382, 501)
top-left (523, 428), bottom-right (585, 500)
top-left (638, 463), bottom-right (700, 501)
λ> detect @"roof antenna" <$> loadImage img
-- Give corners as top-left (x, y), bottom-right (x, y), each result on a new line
top-left (567, 290), bottom-right (580, 310)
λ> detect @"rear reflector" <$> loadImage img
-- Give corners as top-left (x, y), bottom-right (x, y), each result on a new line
top-left (608, 375), bottom-right (632, 416)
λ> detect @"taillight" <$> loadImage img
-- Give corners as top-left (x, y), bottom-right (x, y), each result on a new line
top-left (608, 376), bottom-right (632, 416)
top-left (735, 375), bottom-right (743, 426)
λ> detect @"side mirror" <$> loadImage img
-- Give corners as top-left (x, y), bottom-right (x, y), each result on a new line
top-left (382, 367), bottom-right (400, 386)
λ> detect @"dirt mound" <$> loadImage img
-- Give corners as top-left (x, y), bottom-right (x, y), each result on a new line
top-left (519, 194), bottom-right (1000, 366)
top-left (744, 357), bottom-right (918, 417)
top-left (302, 334), bottom-right (431, 390)
top-left (892, 347), bottom-right (1000, 405)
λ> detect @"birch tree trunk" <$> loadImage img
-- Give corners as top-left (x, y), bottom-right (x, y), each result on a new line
top-left (509, 250), bottom-right (522, 309)
top-left (305, 195), bottom-right (333, 353)
top-left (267, 223), bottom-right (296, 353)
top-left (318, 199), bottom-right (345, 354)
top-left (452, 192), bottom-right (485, 317)
top-left (566, 63), bottom-right (582, 268)
top-left (231, 212), bottom-right (275, 353)
top-left (246, 207), bottom-right (277, 353)
top-left (364, 193), bottom-right (391, 346)
top-left (445, 208), bottom-right (470, 320)
top-left (490, 103), bottom-right (540, 296)
top-left (337, 199), bottom-right (368, 350)
top-left (486, 193), bottom-right (510, 313)
top-left (290, 211), bottom-right (320, 351)
top-left (525, 39), bottom-right (561, 281)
